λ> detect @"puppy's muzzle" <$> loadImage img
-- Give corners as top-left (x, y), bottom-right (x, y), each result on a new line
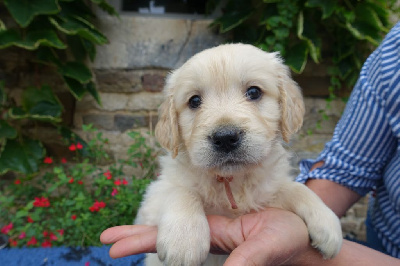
top-left (209, 126), bottom-right (244, 153)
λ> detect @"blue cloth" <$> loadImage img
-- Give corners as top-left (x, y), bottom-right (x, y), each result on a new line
top-left (0, 245), bottom-right (145, 266)
top-left (296, 21), bottom-right (400, 258)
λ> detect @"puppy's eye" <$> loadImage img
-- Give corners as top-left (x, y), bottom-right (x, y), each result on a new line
top-left (245, 86), bottom-right (262, 101)
top-left (188, 95), bottom-right (202, 109)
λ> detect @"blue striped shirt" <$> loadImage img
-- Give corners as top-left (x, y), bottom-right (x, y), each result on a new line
top-left (296, 21), bottom-right (400, 258)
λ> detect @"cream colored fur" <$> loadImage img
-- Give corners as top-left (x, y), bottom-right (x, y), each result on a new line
top-left (136, 44), bottom-right (342, 266)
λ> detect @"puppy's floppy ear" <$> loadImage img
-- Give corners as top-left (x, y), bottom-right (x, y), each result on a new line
top-left (155, 95), bottom-right (180, 158)
top-left (278, 64), bottom-right (305, 143)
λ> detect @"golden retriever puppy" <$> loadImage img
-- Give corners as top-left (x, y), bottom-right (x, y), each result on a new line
top-left (136, 43), bottom-right (342, 266)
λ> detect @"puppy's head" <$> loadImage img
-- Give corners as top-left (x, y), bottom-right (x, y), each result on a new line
top-left (155, 44), bottom-right (304, 175)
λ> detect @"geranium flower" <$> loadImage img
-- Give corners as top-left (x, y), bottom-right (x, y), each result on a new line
top-left (27, 236), bottom-right (37, 246)
top-left (69, 144), bottom-right (76, 151)
top-left (43, 231), bottom-right (48, 237)
top-left (61, 158), bottom-right (67, 164)
top-left (1, 223), bottom-right (13, 234)
top-left (71, 214), bottom-right (77, 220)
top-left (27, 216), bottom-right (34, 223)
top-left (111, 187), bottom-right (118, 197)
top-left (18, 232), bottom-right (26, 239)
top-left (43, 157), bottom-right (53, 164)
top-left (41, 240), bottom-right (52, 248)
top-left (76, 142), bottom-right (83, 149)
top-left (49, 233), bottom-right (58, 241)
top-left (78, 180), bottom-right (83, 185)
top-left (14, 179), bottom-right (21, 185)
top-left (33, 197), bottom-right (50, 207)
top-left (114, 180), bottom-right (121, 186)
top-left (103, 170), bottom-right (112, 180)
top-left (57, 229), bottom-right (64, 236)
top-left (89, 200), bottom-right (106, 212)
top-left (122, 179), bottom-right (128, 185)
top-left (9, 238), bottom-right (17, 247)
top-left (68, 178), bottom-right (74, 184)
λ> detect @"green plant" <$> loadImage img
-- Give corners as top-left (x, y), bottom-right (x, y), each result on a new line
top-left (0, 126), bottom-right (157, 248)
top-left (0, 0), bottom-right (118, 175)
top-left (212, 0), bottom-right (397, 96)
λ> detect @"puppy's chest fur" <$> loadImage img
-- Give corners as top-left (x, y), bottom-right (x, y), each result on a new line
top-left (161, 151), bottom-right (290, 218)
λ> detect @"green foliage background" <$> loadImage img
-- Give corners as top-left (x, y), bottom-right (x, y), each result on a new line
top-left (211, 0), bottom-right (398, 99)
top-left (0, 0), bottom-right (118, 175)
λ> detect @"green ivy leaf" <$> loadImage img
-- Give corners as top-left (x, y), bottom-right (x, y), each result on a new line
top-left (297, 11), bottom-right (321, 63)
top-left (35, 47), bottom-right (61, 65)
top-left (49, 15), bottom-right (108, 45)
top-left (211, 3), bottom-right (254, 33)
top-left (90, 0), bottom-right (119, 17)
top-left (58, 61), bottom-right (92, 83)
top-left (0, 29), bottom-right (66, 50)
top-left (355, 3), bottom-right (387, 32)
top-left (345, 21), bottom-right (380, 45)
top-left (8, 86), bottom-right (63, 122)
top-left (4, 0), bottom-right (60, 28)
top-left (0, 138), bottom-right (45, 175)
top-left (285, 41), bottom-right (309, 73)
top-left (0, 120), bottom-right (17, 139)
top-left (86, 81), bottom-right (101, 105)
top-left (63, 76), bottom-right (87, 100)
top-left (305, 0), bottom-right (337, 19)
top-left (0, 19), bottom-right (6, 31)
top-left (0, 81), bottom-right (5, 106)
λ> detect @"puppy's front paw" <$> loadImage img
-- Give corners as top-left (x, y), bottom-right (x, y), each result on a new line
top-left (157, 214), bottom-right (210, 266)
top-left (307, 208), bottom-right (343, 259)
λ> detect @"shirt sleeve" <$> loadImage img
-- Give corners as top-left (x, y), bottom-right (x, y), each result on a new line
top-left (296, 33), bottom-right (399, 196)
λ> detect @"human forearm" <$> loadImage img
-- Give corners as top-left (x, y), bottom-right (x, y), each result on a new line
top-left (305, 162), bottom-right (362, 217)
top-left (292, 239), bottom-right (400, 266)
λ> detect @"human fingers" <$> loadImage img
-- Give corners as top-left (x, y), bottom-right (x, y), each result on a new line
top-left (100, 225), bottom-right (155, 244)
top-left (100, 225), bottom-right (158, 258)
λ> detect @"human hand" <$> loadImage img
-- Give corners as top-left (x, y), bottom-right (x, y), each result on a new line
top-left (100, 208), bottom-right (311, 265)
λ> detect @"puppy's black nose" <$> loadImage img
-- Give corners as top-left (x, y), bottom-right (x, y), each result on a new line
top-left (210, 126), bottom-right (243, 153)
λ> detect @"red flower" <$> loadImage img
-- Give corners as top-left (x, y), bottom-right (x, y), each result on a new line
top-left (76, 142), bottom-right (83, 149)
top-left (9, 238), bottom-right (18, 247)
top-left (43, 231), bottom-right (48, 237)
top-left (111, 187), bottom-right (118, 197)
top-left (1, 223), bottom-right (13, 234)
top-left (33, 197), bottom-right (50, 207)
top-left (89, 200), bottom-right (106, 212)
top-left (27, 216), bottom-right (34, 223)
top-left (89, 206), bottom-right (97, 212)
top-left (43, 157), bottom-right (53, 164)
top-left (78, 180), bottom-right (83, 185)
top-left (103, 170), bottom-right (112, 180)
top-left (122, 179), bottom-right (128, 185)
top-left (18, 232), bottom-right (26, 239)
top-left (114, 180), bottom-right (121, 186)
top-left (41, 240), bottom-right (52, 248)
top-left (57, 229), bottom-right (64, 236)
top-left (69, 144), bottom-right (76, 151)
top-left (14, 179), bottom-right (21, 185)
top-left (27, 236), bottom-right (37, 246)
top-left (71, 214), bottom-right (77, 220)
top-left (68, 178), bottom-right (74, 184)
top-left (85, 262), bottom-right (90, 266)
top-left (61, 158), bottom-right (67, 164)
top-left (49, 233), bottom-right (58, 241)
